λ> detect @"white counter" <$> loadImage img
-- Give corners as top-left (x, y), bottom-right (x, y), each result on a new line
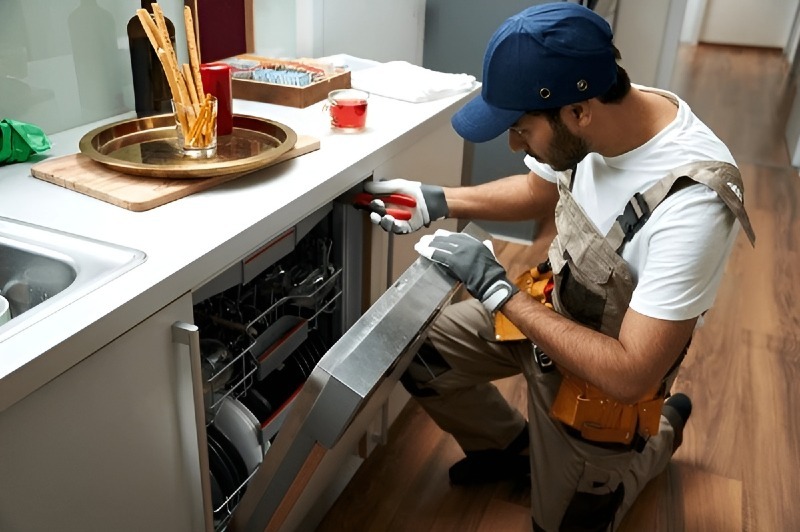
top-left (0, 87), bottom-right (478, 411)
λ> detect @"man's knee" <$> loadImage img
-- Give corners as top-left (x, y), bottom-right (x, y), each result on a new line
top-left (558, 481), bottom-right (625, 531)
top-left (400, 342), bottom-right (451, 397)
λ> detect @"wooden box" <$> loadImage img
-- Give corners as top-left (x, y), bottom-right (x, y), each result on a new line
top-left (229, 55), bottom-right (351, 108)
top-left (187, 0), bottom-right (351, 108)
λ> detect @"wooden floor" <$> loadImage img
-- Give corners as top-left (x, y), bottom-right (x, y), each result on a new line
top-left (318, 44), bottom-right (800, 531)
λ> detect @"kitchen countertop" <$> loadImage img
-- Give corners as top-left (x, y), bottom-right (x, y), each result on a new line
top-left (0, 83), bottom-right (478, 412)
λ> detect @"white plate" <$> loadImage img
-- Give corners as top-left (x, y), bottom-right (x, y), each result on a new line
top-left (0, 295), bottom-right (10, 325)
top-left (231, 398), bottom-right (270, 456)
top-left (213, 397), bottom-right (263, 474)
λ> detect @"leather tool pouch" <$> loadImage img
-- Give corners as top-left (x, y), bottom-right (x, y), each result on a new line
top-left (550, 370), bottom-right (663, 445)
top-left (493, 262), bottom-right (664, 445)
top-left (493, 262), bottom-right (553, 342)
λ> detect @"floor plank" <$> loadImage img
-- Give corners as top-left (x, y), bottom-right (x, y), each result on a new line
top-left (671, 45), bottom-right (793, 167)
top-left (680, 465), bottom-right (743, 532)
top-left (618, 463), bottom-right (744, 532)
top-left (618, 465), bottom-right (682, 532)
top-left (476, 498), bottom-right (532, 532)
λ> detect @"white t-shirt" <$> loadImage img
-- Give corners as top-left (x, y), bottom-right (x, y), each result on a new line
top-left (525, 87), bottom-right (740, 321)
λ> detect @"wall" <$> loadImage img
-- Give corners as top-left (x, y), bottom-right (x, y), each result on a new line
top-left (614, 0), bottom-right (687, 89)
top-left (699, 0), bottom-right (799, 48)
top-left (255, 0), bottom-right (426, 66)
top-left (252, 0), bottom-right (297, 59)
top-left (680, 0), bottom-right (706, 44)
top-left (0, 0), bottom-right (187, 135)
top-left (312, 0), bottom-right (426, 65)
top-left (423, 0), bottom-right (547, 241)
top-left (0, 0), bottom-right (427, 136)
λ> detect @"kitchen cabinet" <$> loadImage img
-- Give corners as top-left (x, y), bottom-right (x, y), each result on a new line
top-left (0, 66), bottom-right (478, 531)
top-left (0, 293), bottom-right (206, 532)
top-left (0, 121), bottom-right (466, 532)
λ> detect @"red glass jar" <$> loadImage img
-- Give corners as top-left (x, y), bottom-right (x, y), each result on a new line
top-left (200, 63), bottom-right (233, 136)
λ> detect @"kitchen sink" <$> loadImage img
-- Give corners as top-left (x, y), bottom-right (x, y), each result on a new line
top-left (0, 216), bottom-right (146, 343)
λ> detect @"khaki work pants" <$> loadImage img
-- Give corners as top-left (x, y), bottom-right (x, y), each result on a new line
top-left (415, 299), bottom-right (677, 531)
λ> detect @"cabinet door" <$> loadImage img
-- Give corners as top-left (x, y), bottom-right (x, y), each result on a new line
top-left (366, 120), bottom-right (464, 305)
top-left (0, 293), bottom-right (205, 532)
top-left (228, 223), bottom-right (489, 532)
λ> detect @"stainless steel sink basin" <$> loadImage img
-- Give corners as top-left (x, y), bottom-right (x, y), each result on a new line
top-left (0, 216), bottom-right (146, 343)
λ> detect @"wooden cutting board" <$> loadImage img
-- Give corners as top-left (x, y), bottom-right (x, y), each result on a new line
top-left (30, 135), bottom-right (320, 212)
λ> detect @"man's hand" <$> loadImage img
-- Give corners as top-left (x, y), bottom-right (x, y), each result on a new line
top-left (415, 229), bottom-right (518, 313)
top-left (364, 179), bottom-right (449, 234)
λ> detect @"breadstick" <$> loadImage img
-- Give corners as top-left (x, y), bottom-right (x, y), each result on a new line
top-left (201, 104), bottom-right (216, 143)
top-left (151, 3), bottom-right (176, 66)
top-left (183, 6), bottom-right (205, 99)
top-left (207, 106), bottom-right (217, 140)
top-left (158, 49), bottom-right (189, 133)
top-left (150, 4), bottom-right (190, 103)
top-left (182, 63), bottom-right (200, 108)
top-left (156, 49), bottom-right (181, 104)
top-left (164, 50), bottom-right (192, 109)
top-left (141, 5), bottom-right (186, 108)
top-left (136, 9), bottom-right (164, 52)
top-left (136, 9), bottom-right (181, 106)
top-left (188, 97), bottom-right (210, 143)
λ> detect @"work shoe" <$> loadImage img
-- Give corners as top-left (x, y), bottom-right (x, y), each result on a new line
top-left (448, 424), bottom-right (530, 485)
top-left (662, 393), bottom-right (692, 453)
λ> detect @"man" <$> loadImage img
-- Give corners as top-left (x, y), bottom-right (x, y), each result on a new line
top-left (362, 3), bottom-right (755, 530)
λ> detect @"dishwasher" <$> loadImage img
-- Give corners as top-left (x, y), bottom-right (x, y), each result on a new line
top-left (183, 195), bottom-right (471, 532)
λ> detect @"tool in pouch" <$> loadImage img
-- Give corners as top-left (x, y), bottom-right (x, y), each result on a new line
top-left (353, 192), bottom-right (416, 221)
top-left (492, 260), bottom-right (661, 446)
top-left (493, 260), bottom-right (554, 342)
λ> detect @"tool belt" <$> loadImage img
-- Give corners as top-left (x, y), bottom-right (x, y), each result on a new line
top-left (493, 261), bottom-right (664, 446)
top-left (550, 370), bottom-right (663, 446)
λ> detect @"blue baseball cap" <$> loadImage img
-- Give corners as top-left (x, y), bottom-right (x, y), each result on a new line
top-left (452, 3), bottom-right (618, 143)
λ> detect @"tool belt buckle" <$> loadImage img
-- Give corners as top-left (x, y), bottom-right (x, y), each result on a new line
top-left (533, 344), bottom-right (554, 373)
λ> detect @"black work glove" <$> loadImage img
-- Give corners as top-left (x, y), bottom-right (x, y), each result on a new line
top-left (363, 179), bottom-right (449, 234)
top-left (414, 229), bottom-right (518, 313)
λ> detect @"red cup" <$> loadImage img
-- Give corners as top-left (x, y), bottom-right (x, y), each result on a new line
top-left (200, 62), bottom-right (233, 136)
top-left (327, 89), bottom-right (369, 131)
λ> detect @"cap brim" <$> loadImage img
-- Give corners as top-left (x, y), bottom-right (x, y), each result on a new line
top-left (451, 95), bottom-right (525, 143)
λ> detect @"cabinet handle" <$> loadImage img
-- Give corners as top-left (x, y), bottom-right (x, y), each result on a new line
top-left (172, 321), bottom-right (214, 532)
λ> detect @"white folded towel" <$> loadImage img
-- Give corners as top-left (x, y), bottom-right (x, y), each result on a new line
top-left (351, 61), bottom-right (477, 103)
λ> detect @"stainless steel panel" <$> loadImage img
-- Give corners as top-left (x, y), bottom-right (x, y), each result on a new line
top-left (229, 223), bottom-right (485, 532)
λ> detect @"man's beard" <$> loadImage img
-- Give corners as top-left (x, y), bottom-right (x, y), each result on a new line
top-left (542, 118), bottom-right (590, 172)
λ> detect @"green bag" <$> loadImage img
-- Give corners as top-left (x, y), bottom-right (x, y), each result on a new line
top-left (0, 119), bottom-right (51, 165)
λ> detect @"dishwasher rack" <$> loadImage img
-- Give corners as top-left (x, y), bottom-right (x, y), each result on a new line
top-left (193, 222), bottom-right (344, 531)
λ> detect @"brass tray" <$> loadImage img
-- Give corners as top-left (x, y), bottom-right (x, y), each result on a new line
top-left (78, 114), bottom-right (298, 178)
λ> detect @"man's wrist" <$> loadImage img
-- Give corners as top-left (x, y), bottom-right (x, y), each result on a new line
top-left (421, 185), bottom-right (449, 222)
top-left (481, 278), bottom-right (519, 313)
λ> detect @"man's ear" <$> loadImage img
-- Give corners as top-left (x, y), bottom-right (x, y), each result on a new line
top-left (563, 101), bottom-right (592, 127)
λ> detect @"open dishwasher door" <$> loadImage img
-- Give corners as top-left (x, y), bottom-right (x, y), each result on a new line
top-left (229, 223), bottom-right (487, 532)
